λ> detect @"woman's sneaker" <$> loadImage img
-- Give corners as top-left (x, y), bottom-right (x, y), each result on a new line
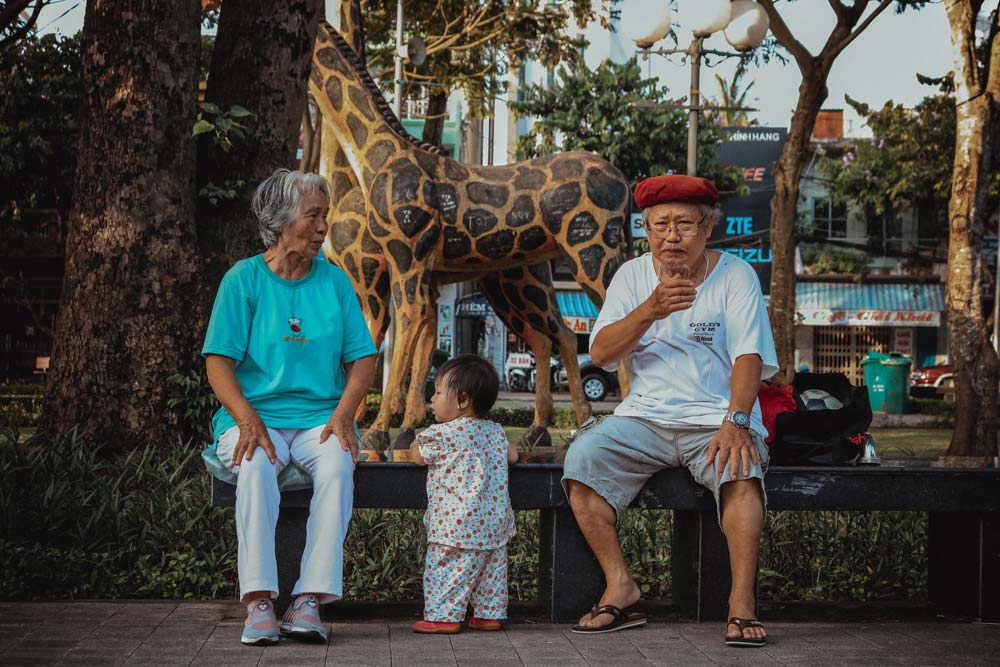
top-left (242, 598), bottom-right (279, 646)
top-left (280, 595), bottom-right (328, 643)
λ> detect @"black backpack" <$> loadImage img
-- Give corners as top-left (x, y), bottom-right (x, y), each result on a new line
top-left (769, 372), bottom-right (873, 466)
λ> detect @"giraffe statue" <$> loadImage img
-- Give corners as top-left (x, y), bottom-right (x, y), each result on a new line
top-left (311, 22), bottom-right (630, 450)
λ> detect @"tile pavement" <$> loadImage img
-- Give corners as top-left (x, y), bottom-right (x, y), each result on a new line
top-left (0, 601), bottom-right (997, 666)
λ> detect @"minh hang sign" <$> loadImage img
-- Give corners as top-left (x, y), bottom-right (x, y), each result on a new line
top-left (796, 309), bottom-right (940, 327)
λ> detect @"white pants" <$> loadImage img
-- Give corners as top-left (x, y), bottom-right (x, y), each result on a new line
top-left (217, 424), bottom-right (354, 604)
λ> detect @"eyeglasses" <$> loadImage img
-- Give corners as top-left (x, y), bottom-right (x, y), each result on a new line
top-left (646, 214), bottom-right (707, 238)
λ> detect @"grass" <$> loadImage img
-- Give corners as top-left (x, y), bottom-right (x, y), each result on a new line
top-left (867, 428), bottom-right (953, 459)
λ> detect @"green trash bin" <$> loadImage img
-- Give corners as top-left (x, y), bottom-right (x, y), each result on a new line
top-left (881, 354), bottom-right (912, 414)
top-left (861, 350), bottom-right (889, 411)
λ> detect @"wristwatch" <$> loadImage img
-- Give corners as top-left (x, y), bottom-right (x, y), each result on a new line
top-left (723, 411), bottom-right (751, 430)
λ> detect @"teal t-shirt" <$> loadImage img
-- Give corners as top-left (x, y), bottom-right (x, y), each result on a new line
top-left (201, 254), bottom-right (376, 442)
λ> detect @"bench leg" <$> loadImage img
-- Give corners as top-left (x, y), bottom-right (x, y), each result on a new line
top-left (541, 508), bottom-right (605, 623)
top-left (929, 511), bottom-right (1000, 621)
top-left (274, 507), bottom-right (308, 615)
top-left (672, 510), bottom-right (731, 622)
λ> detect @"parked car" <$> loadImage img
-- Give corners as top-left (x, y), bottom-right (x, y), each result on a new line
top-left (557, 354), bottom-right (619, 402)
top-left (910, 363), bottom-right (954, 398)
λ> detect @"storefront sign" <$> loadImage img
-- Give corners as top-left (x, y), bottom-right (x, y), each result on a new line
top-left (796, 309), bottom-right (940, 327)
top-left (562, 315), bottom-right (597, 334)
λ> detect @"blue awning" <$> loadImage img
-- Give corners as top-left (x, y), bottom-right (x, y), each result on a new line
top-left (796, 282), bottom-right (944, 311)
top-left (556, 291), bottom-right (599, 319)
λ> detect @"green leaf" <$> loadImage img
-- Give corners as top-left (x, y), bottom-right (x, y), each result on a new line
top-left (228, 105), bottom-right (253, 118)
top-left (191, 120), bottom-right (214, 136)
top-left (199, 102), bottom-right (221, 115)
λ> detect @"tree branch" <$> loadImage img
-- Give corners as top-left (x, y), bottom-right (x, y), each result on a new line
top-left (0, 0), bottom-right (45, 51)
top-left (826, 0), bottom-right (894, 63)
top-left (756, 0), bottom-right (814, 73)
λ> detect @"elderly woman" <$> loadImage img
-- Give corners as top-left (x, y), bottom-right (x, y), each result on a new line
top-left (203, 168), bottom-right (376, 646)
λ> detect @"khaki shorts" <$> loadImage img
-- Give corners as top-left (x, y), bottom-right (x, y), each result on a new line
top-left (561, 415), bottom-right (768, 527)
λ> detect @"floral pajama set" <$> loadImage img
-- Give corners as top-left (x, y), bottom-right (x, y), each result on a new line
top-left (416, 417), bottom-right (516, 621)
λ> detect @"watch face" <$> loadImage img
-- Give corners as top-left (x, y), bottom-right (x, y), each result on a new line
top-left (733, 412), bottom-right (750, 428)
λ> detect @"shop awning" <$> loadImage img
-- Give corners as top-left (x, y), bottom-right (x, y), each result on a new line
top-left (796, 282), bottom-right (944, 327)
top-left (556, 291), bottom-right (599, 334)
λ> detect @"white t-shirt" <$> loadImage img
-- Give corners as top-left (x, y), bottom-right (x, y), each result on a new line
top-left (590, 251), bottom-right (779, 438)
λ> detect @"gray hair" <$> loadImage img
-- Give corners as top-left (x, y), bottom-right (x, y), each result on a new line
top-left (641, 203), bottom-right (722, 228)
top-left (251, 168), bottom-right (330, 247)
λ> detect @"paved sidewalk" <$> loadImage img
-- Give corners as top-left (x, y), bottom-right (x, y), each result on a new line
top-left (1, 601), bottom-right (998, 666)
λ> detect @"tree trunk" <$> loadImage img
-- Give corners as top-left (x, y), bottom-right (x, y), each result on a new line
top-left (421, 88), bottom-right (448, 149)
top-left (943, 0), bottom-right (999, 457)
top-left (769, 73), bottom-right (827, 382)
top-left (196, 0), bottom-right (324, 296)
top-left (43, 0), bottom-right (203, 449)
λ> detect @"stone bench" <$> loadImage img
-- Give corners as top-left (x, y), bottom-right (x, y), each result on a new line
top-left (211, 462), bottom-right (1000, 622)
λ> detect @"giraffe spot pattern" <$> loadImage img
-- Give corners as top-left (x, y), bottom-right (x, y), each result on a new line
top-left (476, 230), bottom-right (515, 259)
top-left (392, 282), bottom-right (403, 305)
top-left (391, 159), bottom-right (423, 204)
top-left (509, 317), bottom-right (525, 334)
top-left (404, 275), bottom-right (419, 304)
top-left (370, 173), bottom-right (390, 221)
top-left (586, 167), bottom-right (627, 211)
top-left (368, 294), bottom-right (381, 320)
top-left (347, 112), bottom-right (367, 147)
top-left (330, 172), bottom-right (354, 200)
top-left (361, 229), bottom-right (381, 254)
top-left (376, 271), bottom-right (391, 299)
top-left (414, 225), bottom-right (441, 261)
top-left (530, 154), bottom-right (556, 167)
top-left (330, 219), bottom-right (360, 253)
top-left (348, 85), bottom-right (377, 122)
top-left (464, 209), bottom-right (498, 237)
top-left (514, 169), bottom-right (546, 190)
top-left (539, 182), bottom-right (581, 234)
top-left (505, 195), bottom-right (535, 228)
top-left (368, 140), bottom-right (396, 171)
top-left (603, 216), bottom-right (624, 248)
top-left (334, 149), bottom-right (350, 168)
top-left (523, 285), bottom-right (548, 312)
top-left (563, 254), bottom-right (579, 277)
top-left (415, 149), bottom-right (439, 175)
top-left (443, 228), bottom-right (471, 259)
top-left (501, 282), bottom-right (526, 311)
top-left (444, 160), bottom-right (470, 181)
top-left (527, 262), bottom-right (551, 284)
top-left (343, 253), bottom-right (360, 281)
top-left (433, 183), bottom-right (458, 225)
top-left (579, 245), bottom-right (606, 281)
top-left (465, 257), bottom-right (483, 265)
top-left (394, 205), bottom-right (432, 238)
top-left (361, 257), bottom-right (381, 288)
top-left (527, 312), bottom-right (546, 330)
top-left (387, 239), bottom-right (413, 273)
top-left (324, 75), bottom-right (343, 112)
top-left (368, 212), bottom-right (391, 237)
top-left (467, 182), bottom-right (510, 208)
top-left (551, 157), bottom-right (583, 180)
top-left (340, 189), bottom-right (366, 215)
top-left (566, 211), bottom-right (599, 246)
top-left (517, 227), bottom-right (548, 252)
top-left (501, 267), bottom-right (525, 281)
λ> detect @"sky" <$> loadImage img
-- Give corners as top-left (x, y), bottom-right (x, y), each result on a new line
top-left (35, 0), bottom-right (962, 137)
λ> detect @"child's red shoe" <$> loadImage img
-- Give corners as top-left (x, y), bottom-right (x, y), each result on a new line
top-left (412, 620), bottom-right (461, 634)
top-left (467, 617), bottom-right (502, 631)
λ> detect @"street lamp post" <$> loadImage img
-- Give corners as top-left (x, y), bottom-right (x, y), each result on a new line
top-left (622, 0), bottom-right (770, 176)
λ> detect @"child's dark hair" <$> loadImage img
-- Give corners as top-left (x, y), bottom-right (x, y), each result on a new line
top-left (436, 353), bottom-right (499, 418)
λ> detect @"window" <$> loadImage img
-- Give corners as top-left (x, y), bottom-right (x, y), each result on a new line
top-left (812, 198), bottom-right (847, 238)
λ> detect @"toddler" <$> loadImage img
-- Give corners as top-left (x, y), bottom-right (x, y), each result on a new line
top-left (409, 353), bottom-right (518, 634)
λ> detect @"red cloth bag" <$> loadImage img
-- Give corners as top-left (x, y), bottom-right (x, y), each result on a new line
top-left (757, 382), bottom-right (797, 446)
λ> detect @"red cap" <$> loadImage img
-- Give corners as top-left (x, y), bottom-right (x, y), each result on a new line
top-left (634, 174), bottom-right (719, 208)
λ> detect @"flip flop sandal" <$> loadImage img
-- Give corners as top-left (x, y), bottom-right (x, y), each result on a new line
top-left (725, 617), bottom-right (767, 647)
top-left (571, 604), bottom-right (647, 634)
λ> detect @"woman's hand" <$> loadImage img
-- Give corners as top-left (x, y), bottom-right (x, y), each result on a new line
top-left (232, 413), bottom-right (277, 466)
top-left (322, 411), bottom-right (358, 464)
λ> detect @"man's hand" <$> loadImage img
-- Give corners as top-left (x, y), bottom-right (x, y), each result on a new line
top-left (232, 413), bottom-right (277, 466)
top-left (322, 411), bottom-right (358, 465)
top-left (644, 274), bottom-right (696, 320)
top-left (706, 422), bottom-right (760, 481)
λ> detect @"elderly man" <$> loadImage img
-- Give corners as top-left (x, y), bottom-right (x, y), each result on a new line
top-left (562, 174), bottom-right (777, 647)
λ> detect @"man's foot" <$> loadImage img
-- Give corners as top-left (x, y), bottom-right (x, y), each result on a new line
top-left (241, 598), bottom-right (279, 646)
top-left (576, 578), bottom-right (642, 629)
top-left (412, 620), bottom-right (461, 634)
top-left (467, 617), bottom-right (502, 631)
top-left (280, 594), bottom-right (328, 643)
top-left (725, 617), bottom-right (767, 647)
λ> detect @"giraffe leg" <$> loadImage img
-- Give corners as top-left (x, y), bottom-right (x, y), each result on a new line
top-left (368, 270), bottom-right (432, 451)
top-left (393, 303), bottom-right (438, 451)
